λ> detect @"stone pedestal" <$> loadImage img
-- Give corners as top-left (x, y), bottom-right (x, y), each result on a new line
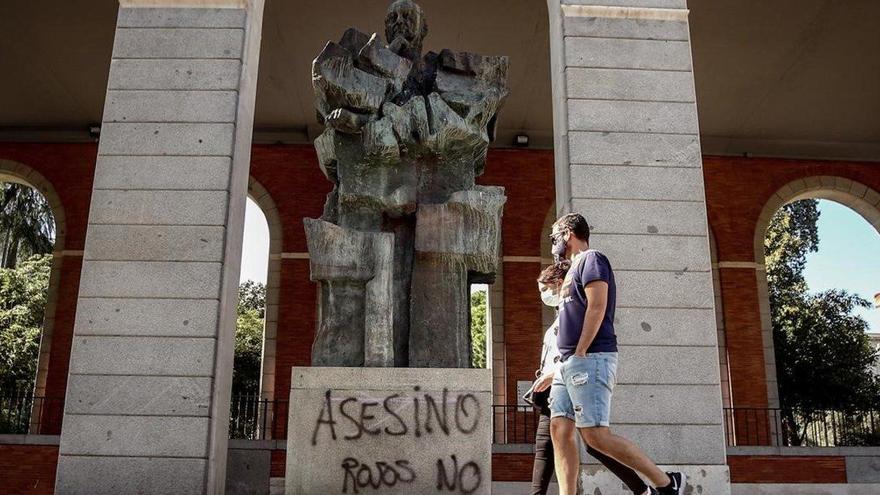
top-left (285, 367), bottom-right (492, 495)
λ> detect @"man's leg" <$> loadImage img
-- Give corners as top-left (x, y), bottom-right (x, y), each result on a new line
top-left (550, 417), bottom-right (579, 495)
top-left (580, 427), bottom-right (668, 487)
top-left (565, 354), bottom-right (682, 493)
top-left (548, 370), bottom-right (580, 495)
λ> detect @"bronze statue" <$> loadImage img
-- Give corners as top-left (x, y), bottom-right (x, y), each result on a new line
top-left (306, 0), bottom-right (508, 368)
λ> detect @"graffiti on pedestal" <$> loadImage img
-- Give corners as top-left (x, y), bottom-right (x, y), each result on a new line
top-left (310, 387), bottom-right (484, 494)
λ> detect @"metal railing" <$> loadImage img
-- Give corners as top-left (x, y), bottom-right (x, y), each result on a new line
top-left (0, 389), bottom-right (63, 435)
top-left (492, 405), bottom-right (540, 444)
top-left (229, 396), bottom-right (289, 440)
top-left (724, 408), bottom-right (880, 447)
top-left (23, 395), bottom-right (876, 449)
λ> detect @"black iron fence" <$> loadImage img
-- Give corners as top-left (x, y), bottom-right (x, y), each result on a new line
top-left (724, 408), bottom-right (880, 447)
top-left (492, 405), bottom-right (540, 444)
top-left (229, 396), bottom-right (289, 440)
top-left (0, 389), bottom-right (63, 435)
top-left (10, 395), bottom-right (877, 448)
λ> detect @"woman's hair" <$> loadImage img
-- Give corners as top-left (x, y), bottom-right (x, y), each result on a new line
top-left (537, 259), bottom-right (571, 285)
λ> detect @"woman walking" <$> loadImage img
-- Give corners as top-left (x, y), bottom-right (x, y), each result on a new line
top-left (529, 261), bottom-right (652, 495)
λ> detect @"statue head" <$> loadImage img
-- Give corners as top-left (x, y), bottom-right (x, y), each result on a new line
top-left (385, 0), bottom-right (428, 60)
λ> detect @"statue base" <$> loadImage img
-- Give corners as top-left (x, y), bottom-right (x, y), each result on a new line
top-left (285, 367), bottom-right (492, 495)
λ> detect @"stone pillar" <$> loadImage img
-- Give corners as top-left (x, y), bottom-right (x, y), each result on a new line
top-left (547, 1), bottom-right (730, 492)
top-left (56, 1), bottom-right (264, 494)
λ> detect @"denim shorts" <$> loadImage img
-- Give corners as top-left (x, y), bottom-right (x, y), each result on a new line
top-left (548, 352), bottom-right (618, 428)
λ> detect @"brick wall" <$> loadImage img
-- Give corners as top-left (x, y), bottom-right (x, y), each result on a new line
top-left (479, 149), bottom-right (555, 405)
top-left (0, 143), bottom-right (96, 434)
top-left (40, 256), bottom-right (82, 434)
top-left (247, 145), bottom-right (556, 407)
top-left (704, 156), bottom-right (880, 420)
top-left (7, 142), bottom-right (880, 448)
top-left (492, 452), bottom-right (535, 481)
top-left (0, 444), bottom-right (59, 494)
top-left (728, 455), bottom-right (847, 483)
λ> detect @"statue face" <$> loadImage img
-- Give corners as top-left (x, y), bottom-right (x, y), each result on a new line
top-left (385, 0), bottom-right (427, 53)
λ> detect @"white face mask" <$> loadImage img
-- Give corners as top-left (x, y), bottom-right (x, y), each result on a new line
top-left (540, 287), bottom-right (562, 308)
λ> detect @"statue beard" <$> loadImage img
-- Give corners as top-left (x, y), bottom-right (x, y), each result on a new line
top-left (387, 30), bottom-right (422, 60)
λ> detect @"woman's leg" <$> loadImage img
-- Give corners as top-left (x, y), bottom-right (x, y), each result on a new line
top-left (586, 445), bottom-right (649, 495)
top-left (531, 414), bottom-right (555, 495)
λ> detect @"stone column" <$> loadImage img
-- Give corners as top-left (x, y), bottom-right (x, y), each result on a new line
top-left (56, 1), bottom-right (264, 494)
top-left (547, 1), bottom-right (730, 492)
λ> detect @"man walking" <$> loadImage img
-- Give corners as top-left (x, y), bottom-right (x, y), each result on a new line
top-left (547, 213), bottom-right (685, 495)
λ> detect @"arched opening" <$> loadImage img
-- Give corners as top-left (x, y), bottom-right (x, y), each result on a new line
top-left (470, 284), bottom-right (489, 369)
top-left (228, 178), bottom-right (283, 439)
top-left (755, 177), bottom-right (880, 446)
top-left (0, 160), bottom-right (65, 435)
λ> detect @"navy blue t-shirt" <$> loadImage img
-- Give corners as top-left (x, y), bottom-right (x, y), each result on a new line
top-left (557, 250), bottom-right (618, 359)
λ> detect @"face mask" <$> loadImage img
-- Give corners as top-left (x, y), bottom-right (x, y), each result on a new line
top-left (551, 236), bottom-right (567, 258)
top-left (541, 288), bottom-right (562, 308)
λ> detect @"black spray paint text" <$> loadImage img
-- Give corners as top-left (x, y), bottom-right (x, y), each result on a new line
top-left (311, 387), bottom-right (481, 446)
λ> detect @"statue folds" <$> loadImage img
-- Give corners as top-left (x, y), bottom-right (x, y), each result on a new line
top-left (306, 0), bottom-right (508, 368)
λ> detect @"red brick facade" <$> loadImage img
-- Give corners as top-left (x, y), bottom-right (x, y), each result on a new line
top-left (0, 444), bottom-right (59, 494)
top-left (705, 156), bottom-right (880, 420)
top-left (0, 143), bottom-right (97, 435)
top-left (3, 145), bottom-right (879, 486)
top-left (727, 455), bottom-right (847, 484)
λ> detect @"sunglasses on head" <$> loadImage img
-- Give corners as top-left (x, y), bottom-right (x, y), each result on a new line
top-left (549, 230), bottom-right (567, 242)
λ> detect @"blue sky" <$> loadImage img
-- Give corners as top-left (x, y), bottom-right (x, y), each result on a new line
top-left (238, 198), bottom-right (880, 332)
top-left (803, 200), bottom-right (880, 333)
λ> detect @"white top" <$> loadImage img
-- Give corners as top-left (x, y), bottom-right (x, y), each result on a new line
top-left (540, 315), bottom-right (563, 376)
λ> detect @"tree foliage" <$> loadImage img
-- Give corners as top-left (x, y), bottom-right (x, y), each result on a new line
top-left (0, 183), bottom-right (55, 269)
top-left (233, 281), bottom-right (266, 396)
top-left (471, 289), bottom-right (487, 369)
top-left (0, 255), bottom-right (51, 392)
top-left (238, 280), bottom-right (266, 319)
top-left (766, 200), bottom-right (880, 421)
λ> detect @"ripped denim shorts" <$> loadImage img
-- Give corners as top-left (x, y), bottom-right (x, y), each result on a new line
top-left (548, 352), bottom-right (618, 428)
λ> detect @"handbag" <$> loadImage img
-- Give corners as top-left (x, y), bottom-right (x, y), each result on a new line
top-left (523, 383), bottom-right (551, 415)
top-left (522, 339), bottom-right (553, 415)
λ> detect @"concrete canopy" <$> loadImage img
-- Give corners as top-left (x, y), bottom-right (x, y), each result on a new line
top-left (0, 0), bottom-right (878, 159)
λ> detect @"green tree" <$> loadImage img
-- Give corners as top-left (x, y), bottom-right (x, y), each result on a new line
top-left (232, 281), bottom-right (266, 396)
top-left (0, 254), bottom-right (51, 392)
top-left (765, 200), bottom-right (880, 444)
top-left (0, 183), bottom-right (55, 269)
top-left (470, 289), bottom-right (487, 369)
top-left (238, 280), bottom-right (266, 319)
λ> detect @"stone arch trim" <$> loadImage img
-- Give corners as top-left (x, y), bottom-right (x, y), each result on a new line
top-left (751, 176), bottom-right (880, 410)
top-left (753, 176), bottom-right (880, 261)
top-left (247, 177), bottom-right (283, 407)
top-left (0, 159), bottom-right (66, 252)
top-left (709, 228), bottom-right (733, 410)
top-left (0, 159), bottom-right (68, 431)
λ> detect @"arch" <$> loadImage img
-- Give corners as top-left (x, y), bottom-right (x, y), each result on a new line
top-left (246, 177), bottom-right (283, 409)
top-left (753, 176), bottom-right (880, 411)
top-left (753, 176), bottom-right (880, 261)
top-left (0, 159), bottom-right (67, 432)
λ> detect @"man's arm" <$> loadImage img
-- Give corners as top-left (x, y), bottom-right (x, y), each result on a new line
top-left (573, 280), bottom-right (608, 357)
